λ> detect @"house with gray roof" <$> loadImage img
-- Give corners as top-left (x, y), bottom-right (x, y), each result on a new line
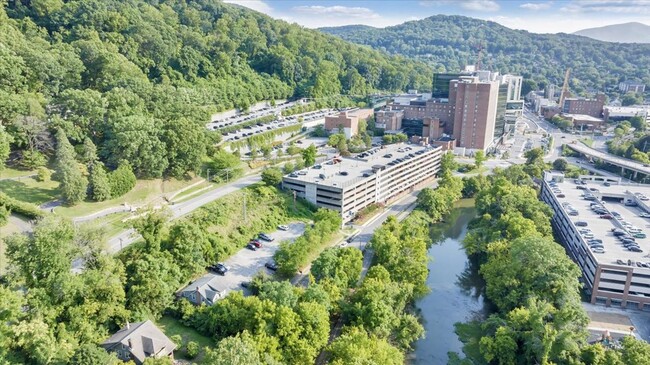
top-left (177, 273), bottom-right (227, 306)
top-left (101, 320), bottom-right (176, 365)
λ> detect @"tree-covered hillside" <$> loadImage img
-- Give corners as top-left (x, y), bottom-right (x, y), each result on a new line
top-left (0, 0), bottom-right (431, 179)
top-left (321, 15), bottom-right (650, 94)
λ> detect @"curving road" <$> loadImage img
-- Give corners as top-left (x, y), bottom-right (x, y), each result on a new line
top-left (106, 174), bottom-right (262, 253)
top-left (566, 143), bottom-right (650, 176)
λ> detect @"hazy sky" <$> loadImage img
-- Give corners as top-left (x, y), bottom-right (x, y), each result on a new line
top-left (223, 0), bottom-right (650, 34)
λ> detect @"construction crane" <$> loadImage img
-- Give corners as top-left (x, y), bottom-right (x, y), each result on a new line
top-left (559, 68), bottom-right (571, 108)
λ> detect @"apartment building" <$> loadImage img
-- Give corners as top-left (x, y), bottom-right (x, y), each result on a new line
top-left (541, 171), bottom-right (650, 310)
top-left (282, 144), bottom-right (441, 223)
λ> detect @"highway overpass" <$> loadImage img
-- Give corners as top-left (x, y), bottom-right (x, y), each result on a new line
top-left (565, 143), bottom-right (650, 178)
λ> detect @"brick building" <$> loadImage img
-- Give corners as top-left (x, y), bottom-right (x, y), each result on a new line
top-left (562, 94), bottom-right (606, 118)
top-left (324, 108), bottom-right (374, 138)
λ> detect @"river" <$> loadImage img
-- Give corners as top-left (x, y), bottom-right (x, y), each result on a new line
top-left (410, 200), bottom-right (493, 364)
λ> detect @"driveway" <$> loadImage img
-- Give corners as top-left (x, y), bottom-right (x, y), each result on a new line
top-left (207, 222), bottom-right (306, 294)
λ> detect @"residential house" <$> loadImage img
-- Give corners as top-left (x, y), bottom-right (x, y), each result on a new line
top-left (101, 320), bottom-right (176, 365)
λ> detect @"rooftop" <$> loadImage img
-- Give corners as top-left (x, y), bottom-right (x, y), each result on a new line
top-left (549, 177), bottom-right (650, 267)
top-left (563, 113), bottom-right (605, 122)
top-left (284, 143), bottom-right (437, 189)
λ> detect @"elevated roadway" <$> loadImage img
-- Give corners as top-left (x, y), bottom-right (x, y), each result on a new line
top-left (565, 143), bottom-right (650, 177)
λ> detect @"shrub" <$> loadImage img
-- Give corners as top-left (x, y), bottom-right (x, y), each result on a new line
top-left (109, 162), bottom-right (136, 198)
top-left (186, 341), bottom-right (199, 359)
top-left (261, 167), bottom-right (283, 186)
top-left (0, 192), bottom-right (45, 219)
top-left (170, 335), bottom-right (183, 348)
top-left (36, 167), bottom-right (52, 182)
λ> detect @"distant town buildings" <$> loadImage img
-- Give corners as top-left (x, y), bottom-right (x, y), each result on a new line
top-left (604, 105), bottom-right (650, 123)
top-left (374, 67), bottom-right (522, 153)
top-left (324, 108), bottom-right (374, 138)
top-left (619, 80), bottom-right (646, 94)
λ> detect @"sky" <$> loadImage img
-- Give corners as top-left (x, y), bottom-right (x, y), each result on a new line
top-left (223, 0), bottom-right (650, 34)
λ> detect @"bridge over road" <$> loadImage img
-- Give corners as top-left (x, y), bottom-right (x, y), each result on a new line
top-left (565, 143), bottom-right (650, 179)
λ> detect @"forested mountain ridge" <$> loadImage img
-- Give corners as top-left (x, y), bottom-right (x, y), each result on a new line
top-left (320, 15), bottom-right (650, 93)
top-left (574, 22), bottom-right (650, 44)
top-left (0, 0), bottom-right (431, 179)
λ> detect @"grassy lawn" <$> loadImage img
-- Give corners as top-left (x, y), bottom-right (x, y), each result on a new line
top-left (156, 315), bottom-right (214, 362)
top-left (580, 138), bottom-right (594, 147)
top-left (0, 167), bottom-right (37, 179)
top-left (79, 212), bottom-right (133, 240)
top-left (54, 176), bottom-right (202, 219)
top-left (463, 166), bottom-right (489, 175)
top-left (0, 177), bottom-right (61, 205)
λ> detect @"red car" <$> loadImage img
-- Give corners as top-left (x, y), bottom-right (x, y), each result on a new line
top-left (249, 239), bottom-right (262, 248)
top-left (600, 214), bottom-right (613, 219)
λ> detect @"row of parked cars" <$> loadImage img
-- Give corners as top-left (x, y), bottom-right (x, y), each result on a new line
top-left (207, 227), bottom-right (289, 278)
top-left (616, 259), bottom-right (650, 268)
top-left (612, 228), bottom-right (644, 252)
top-left (549, 181), bottom-right (565, 198)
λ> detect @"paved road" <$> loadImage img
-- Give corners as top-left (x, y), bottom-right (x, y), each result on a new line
top-left (106, 174), bottom-right (262, 253)
top-left (206, 222), bottom-right (306, 294)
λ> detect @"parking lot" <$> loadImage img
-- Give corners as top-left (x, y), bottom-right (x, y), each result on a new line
top-left (205, 222), bottom-right (306, 295)
top-left (219, 108), bottom-right (339, 143)
top-left (207, 101), bottom-right (299, 130)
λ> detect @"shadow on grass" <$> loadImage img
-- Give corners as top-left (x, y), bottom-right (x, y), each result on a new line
top-left (0, 179), bottom-right (59, 205)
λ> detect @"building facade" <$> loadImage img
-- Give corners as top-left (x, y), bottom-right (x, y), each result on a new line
top-left (282, 144), bottom-right (441, 223)
top-left (619, 81), bottom-right (646, 94)
top-left (562, 94), bottom-right (606, 118)
top-left (324, 109), bottom-right (373, 138)
top-left (451, 77), bottom-right (499, 151)
top-left (375, 108), bottom-right (404, 131)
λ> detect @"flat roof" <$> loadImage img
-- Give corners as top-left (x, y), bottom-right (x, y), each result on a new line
top-left (284, 143), bottom-right (438, 189)
top-left (563, 113), bottom-right (605, 122)
top-left (551, 178), bottom-right (650, 265)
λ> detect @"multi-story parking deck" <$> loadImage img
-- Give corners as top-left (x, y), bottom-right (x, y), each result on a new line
top-left (282, 144), bottom-right (441, 223)
top-left (541, 171), bottom-right (650, 310)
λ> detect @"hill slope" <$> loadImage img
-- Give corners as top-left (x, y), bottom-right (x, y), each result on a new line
top-left (0, 0), bottom-right (432, 178)
top-left (574, 22), bottom-right (650, 44)
top-left (320, 15), bottom-right (650, 92)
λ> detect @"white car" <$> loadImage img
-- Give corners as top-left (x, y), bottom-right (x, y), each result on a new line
top-left (278, 225), bottom-right (289, 231)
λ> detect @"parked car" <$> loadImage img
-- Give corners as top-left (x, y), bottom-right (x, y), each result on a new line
top-left (575, 221), bottom-right (588, 227)
top-left (603, 182), bottom-right (611, 187)
top-left (278, 225), bottom-right (289, 231)
top-left (634, 233), bottom-right (647, 239)
top-left (209, 263), bottom-right (230, 275)
top-left (259, 233), bottom-right (274, 242)
top-left (246, 243), bottom-right (258, 251)
top-left (265, 261), bottom-right (278, 271)
top-left (600, 214), bottom-right (613, 219)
